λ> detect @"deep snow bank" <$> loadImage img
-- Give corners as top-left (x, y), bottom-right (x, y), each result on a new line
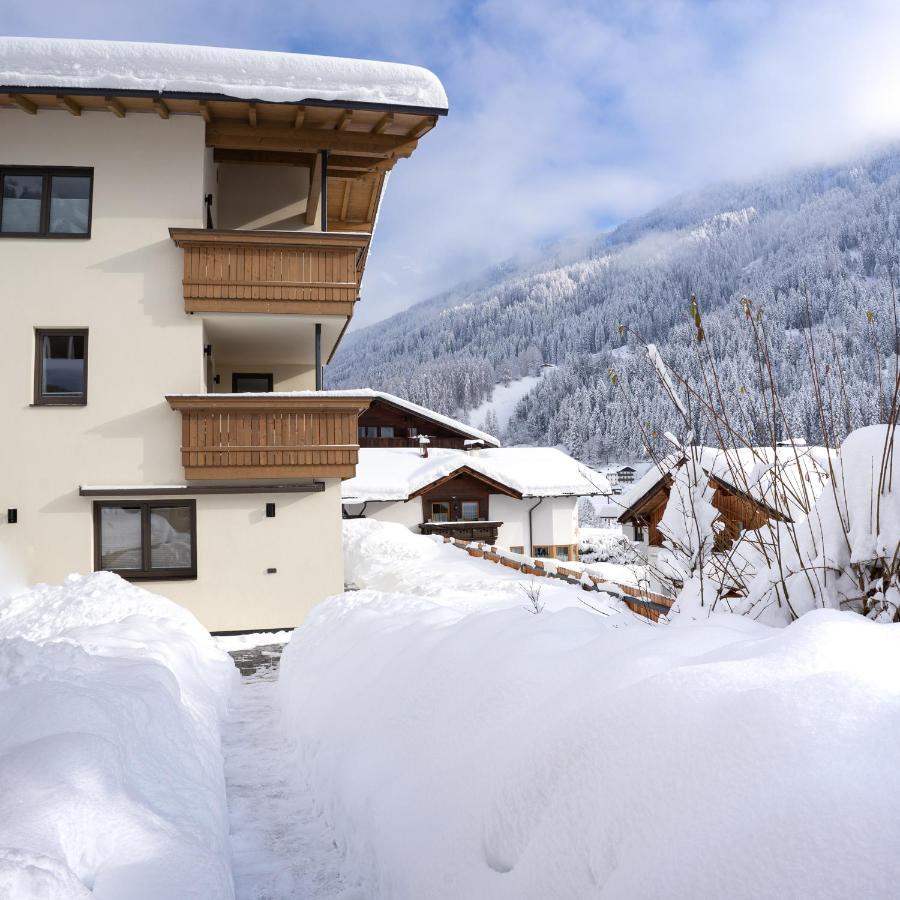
top-left (0, 572), bottom-right (237, 898)
top-left (281, 592), bottom-right (900, 898)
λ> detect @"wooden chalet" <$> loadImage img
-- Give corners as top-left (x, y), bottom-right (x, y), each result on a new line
top-left (357, 394), bottom-right (500, 449)
top-left (618, 461), bottom-right (783, 551)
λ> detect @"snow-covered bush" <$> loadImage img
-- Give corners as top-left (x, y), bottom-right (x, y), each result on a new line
top-left (0, 573), bottom-right (236, 898)
top-left (577, 529), bottom-right (633, 564)
top-left (735, 424), bottom-right (900, 623)
top-left (280, 592), bottom-right (900, 898)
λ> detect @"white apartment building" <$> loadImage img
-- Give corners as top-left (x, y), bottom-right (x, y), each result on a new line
top-left (0, 37), bottom-right (447, 631)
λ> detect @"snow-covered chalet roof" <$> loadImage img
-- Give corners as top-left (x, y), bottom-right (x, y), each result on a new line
top-left (342, 447), bottom-right (611, 503)
top-left (618, 444), bottom-right (833, 524)
top-left (0, 37), bottom-right (448, 112)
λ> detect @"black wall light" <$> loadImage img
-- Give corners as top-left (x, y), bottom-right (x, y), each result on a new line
top-left (7, 509), bottom-right (17, 524)
top-left (265, 502), bottom-right (276, 518)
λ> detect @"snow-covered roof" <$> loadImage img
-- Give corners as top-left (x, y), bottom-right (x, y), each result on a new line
top-left (342, 447), bottom-right (610, 503)
top-left (618, 445), bottom-right (833, 523)
top-left (0, 37), bottom-right (448, 112)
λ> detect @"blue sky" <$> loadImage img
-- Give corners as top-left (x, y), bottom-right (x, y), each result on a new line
top-left (5, 0), bottom-right (900, 327)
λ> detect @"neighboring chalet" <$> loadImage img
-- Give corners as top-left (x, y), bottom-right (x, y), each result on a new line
top-left (0, 37), bottom-right (447, 631)
top-left (343, 404), bottom-right (610, 560)
top-left (618, 443), bottom-right (831, 561)
top-left (350, 390), bottom-right (499, 450)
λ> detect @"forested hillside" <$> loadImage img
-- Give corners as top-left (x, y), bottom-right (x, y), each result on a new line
top-left (329, 148), bottom-right (900, 461)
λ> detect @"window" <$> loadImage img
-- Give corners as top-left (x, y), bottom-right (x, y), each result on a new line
top-left (431, 501), bottom-right (451, 523)
top-left (94, 501), bottom-right (196, 579)
top-left (1, 167), bottom-right (93, 237)
top-left (555, 546), bottom-right (571, 561)
top-left (460, 500), bottom-right (480, 521)
top-left (380, 426), bottom-right (395, 438)
top-left (533, 545), bottom-right (551, 558)
top-left (34, 329), bottom-right (88, 405)
top-left (232, 372), bottom-right (273, 392)
top-left (633, 525), bottom-right (645, 542)
top-left (510, 546), bottom-right (524, 555)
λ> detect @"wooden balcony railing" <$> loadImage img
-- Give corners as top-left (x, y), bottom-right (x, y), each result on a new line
top-left (169, 228), bottom-right (370, 316)
top-left (166, 394), bottom-right (372, 480)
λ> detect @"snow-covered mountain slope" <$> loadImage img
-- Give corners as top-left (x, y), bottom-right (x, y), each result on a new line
top-left (329, 147), bottom-right (900, 460)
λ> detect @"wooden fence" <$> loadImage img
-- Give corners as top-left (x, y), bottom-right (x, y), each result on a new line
top-left (443, 536), bottom-right (675, 622)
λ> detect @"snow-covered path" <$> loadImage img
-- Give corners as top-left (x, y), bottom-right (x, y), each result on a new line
top-left (223, 647), bottom-right (347, 900)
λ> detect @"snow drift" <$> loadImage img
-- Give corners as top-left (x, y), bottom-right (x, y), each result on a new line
top-left (0, 572), bottom-right (237, 899)
top-left (280, 592), bottom-right (900, 898)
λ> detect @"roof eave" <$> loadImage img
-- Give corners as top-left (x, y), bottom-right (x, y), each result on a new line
top-left (0, 84), bottom-right (449, 117)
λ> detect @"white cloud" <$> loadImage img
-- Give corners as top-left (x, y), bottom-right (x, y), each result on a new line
top-left (6, 0), bottom-right (900, 327)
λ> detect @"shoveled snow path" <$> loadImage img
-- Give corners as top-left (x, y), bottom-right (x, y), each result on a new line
top-left (223, 652), bottom-right (347, 899)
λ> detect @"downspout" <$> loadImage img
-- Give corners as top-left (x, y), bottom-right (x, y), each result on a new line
top-left (315, 323), bottom-right (323, 390)
top-left (528, 496), bottom-right (544, 557)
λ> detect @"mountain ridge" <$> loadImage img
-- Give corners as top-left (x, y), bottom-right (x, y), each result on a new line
top-left (330, 147), bottom-right (900, 460)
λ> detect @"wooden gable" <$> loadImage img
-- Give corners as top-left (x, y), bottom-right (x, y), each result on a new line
top-left (358, 398), bottom-right (485, 449)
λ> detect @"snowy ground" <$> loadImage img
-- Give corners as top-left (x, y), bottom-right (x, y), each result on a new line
top-left (223, 645), bottom-right (348, 900)
top-left (279, 520), bottom-right (900, 899)
top-left (5, 521), bottom-right (899, 898)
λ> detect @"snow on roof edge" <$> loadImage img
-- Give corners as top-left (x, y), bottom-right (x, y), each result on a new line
top-left (0, 37), bottom-right (448, 112)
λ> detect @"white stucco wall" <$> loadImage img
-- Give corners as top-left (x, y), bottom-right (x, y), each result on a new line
top-left (348, 491), bottom-right (582, 553)
top-left (491, 495), bottom-right (579, 551)
top-left (217, 161), bottom-right (313, 231)
top-left (343, 499), bottom-right (422, 530)
top-left (0, 108), bottom-right (343, 631)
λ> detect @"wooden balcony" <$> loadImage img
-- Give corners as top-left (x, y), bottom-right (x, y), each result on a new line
top-left (167, 394), bottom-right (371, 480)
top-left (170, 228), bottom-right (370, 316)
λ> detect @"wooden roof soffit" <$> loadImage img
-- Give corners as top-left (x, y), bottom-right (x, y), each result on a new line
top-left (9, 93), bottom-right (37, 114)
top-left (205, 122), bottom-right (418, 156)
top-left (293, 105), bottom-right (306, 128)
top-left (406, 115), bottom-right (437, 139)
top-left (57, 94), bottom-right (81, 116)
top-left (152, 98), bottom-right (170, 119)
top-left (105, 96), bottom-right (126, 118)
top-left (371, 112), bottom-right (394, 134)
top-left (198, 100), bottom-right (212, 123)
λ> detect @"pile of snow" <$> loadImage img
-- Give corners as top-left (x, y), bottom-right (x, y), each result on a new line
top-left (0, 37), bottom-right (448, 110)
top-left (280, 597), bottom-right (900, 898)
top-left (0, 572), bottom-right (236, 898)
top-left (343, 519), bottom-right (601, 613)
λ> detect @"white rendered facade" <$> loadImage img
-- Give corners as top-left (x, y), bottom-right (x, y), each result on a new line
top-left (0, 42), bottom-right (447, 631)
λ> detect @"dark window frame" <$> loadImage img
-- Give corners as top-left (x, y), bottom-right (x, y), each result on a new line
top-left (33, 327), bottom-right (89, 406)
top-left (93, 500), bottom-right (198, 580)
top-left (1, 166), bottom-right (94, 238)
top-left (231, 372), bottom-right (274, 392)
top-left (431, 500), bottom-right (451, 522)
top-left (459, 499), bottom-right (482, 521)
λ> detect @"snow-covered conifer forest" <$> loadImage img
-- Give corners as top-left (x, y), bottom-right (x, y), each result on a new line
top-left (330, 147), bottom-right (900, 460)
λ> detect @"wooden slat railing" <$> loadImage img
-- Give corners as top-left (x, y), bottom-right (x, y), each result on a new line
top-left (169, 228), bottom-right (370, 315)
top-left (167, 394), bottom-right (372, 480)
